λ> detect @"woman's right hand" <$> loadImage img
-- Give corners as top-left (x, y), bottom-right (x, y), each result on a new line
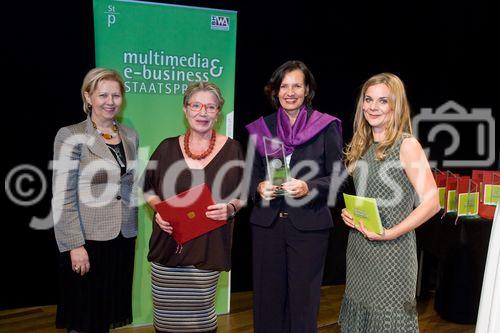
top-left (70, 246), bottom-right (90, 276)
top-left (155, 213), bottom-right (173, 234)
top-left (341, 208), bottom-right (355, 229)
top-left (257, 181), bottom-right (278, 200)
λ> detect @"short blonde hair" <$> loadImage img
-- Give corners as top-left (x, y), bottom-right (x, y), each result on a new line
top-left (183, 81), bottom-right (225, 110)
top-left (81, 68), bottom-right (125, 114)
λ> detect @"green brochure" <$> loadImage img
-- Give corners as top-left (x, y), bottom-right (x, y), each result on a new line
top-left (438, 187), bottom-right (446, 209)
top-left (457, 192), bottom-right (479, 216)
top-left (447, 190), bottom-right (457, 213)
top-left (343, 193), bottom-right (384, 235)
top-left (484, 184), bottom-right (500, 206)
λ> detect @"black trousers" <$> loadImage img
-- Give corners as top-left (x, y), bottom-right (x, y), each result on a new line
top-left (252, 216), bottom-right (330, 333)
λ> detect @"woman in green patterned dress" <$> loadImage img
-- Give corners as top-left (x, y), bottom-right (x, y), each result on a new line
top-left (339, 73), bottom-right (440, 332)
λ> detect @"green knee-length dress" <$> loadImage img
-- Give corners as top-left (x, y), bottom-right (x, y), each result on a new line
top-left (339, 136), bottom-right (419, 333)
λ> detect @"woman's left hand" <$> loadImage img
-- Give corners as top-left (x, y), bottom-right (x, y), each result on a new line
top-left (356, 220), bottom-right (396, 241)
top-left (281, 178), bottom-right (309, 198)
top-left (206, 203), bottom-right (230, 220)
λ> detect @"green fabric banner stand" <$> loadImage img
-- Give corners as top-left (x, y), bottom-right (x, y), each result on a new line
top-left (93, 0), bottom-right (237, 324)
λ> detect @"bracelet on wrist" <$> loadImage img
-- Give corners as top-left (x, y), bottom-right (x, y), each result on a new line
top-left (227, 202), bottom-right (237, 219)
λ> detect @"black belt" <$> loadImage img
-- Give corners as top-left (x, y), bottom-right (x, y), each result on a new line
top-left (279, 212), bottom-right (289, 218)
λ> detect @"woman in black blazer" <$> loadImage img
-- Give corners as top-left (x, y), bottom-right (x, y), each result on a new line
top-left (246, 60), bottom-right (344, 333)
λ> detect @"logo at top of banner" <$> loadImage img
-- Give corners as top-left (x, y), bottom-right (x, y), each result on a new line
top-left (211, 15), bottom-right (230, 31)
top-left (104, 4), bottom-right (119, 28)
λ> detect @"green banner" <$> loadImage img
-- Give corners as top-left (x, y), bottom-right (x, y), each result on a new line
top-left (93, 0), bottom-right (237, 324)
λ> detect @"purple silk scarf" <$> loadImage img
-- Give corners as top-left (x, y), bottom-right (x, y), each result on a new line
top-left (246, 106), bottom-right (340, 156)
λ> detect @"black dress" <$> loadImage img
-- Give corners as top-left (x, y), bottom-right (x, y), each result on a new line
top-left (143, 136), bottom-right (244, 271)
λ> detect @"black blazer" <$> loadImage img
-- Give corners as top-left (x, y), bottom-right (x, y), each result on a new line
top-left (249, 110), bottom-right (344, 231)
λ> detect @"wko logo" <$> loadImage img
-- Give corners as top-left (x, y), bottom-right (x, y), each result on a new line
top-left (211, 15), bottom-right (230, 31)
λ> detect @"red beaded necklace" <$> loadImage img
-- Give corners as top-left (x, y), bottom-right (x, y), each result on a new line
top-left (183, 130), bottom-right (216, 160)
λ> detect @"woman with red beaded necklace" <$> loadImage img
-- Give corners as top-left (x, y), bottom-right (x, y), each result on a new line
top-left (143, 81), bottom-right (244, 333)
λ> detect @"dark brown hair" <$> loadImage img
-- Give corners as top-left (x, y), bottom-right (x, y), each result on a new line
top-left (264, 60), bottom-right (316, 109)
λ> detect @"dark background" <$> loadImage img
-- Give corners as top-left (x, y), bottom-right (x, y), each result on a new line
top-left (2, 0), bottom-right (498, 309)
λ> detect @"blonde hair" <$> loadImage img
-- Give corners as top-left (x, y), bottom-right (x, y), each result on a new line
top-left (183, 81), bottom-right (225, 110)
top-left (81, 68), bottom-right (125, 114)
top-left (344, 73), bottom-right (413, 174)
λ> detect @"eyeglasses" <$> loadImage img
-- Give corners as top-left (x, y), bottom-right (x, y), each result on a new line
top-left (187, 102), bottom-right (219, 114)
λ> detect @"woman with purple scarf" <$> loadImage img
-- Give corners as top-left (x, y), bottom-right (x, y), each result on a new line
top-left (246, 60), bottom-right (344, 333)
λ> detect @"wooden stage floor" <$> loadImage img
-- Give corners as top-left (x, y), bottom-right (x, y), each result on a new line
top-left (0, 285), bottom-right (475, 333)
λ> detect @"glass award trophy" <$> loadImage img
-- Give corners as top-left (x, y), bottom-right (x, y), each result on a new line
top-left (263, 137), bottom-right (289, 196)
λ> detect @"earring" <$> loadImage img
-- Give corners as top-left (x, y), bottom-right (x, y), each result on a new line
top-left (88, 104), bottom-right (93, 110)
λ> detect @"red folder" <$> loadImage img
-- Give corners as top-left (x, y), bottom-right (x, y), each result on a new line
top-left (155, 183), bottom-right (227, 245)
top-left (472, 170), bottom-right (500, 220)
top-left (443, 172), bottom-right (460, 215)
top-left (457, 176), bottom-right (476, 194)
top-left (435, 173), bottom-right (447, 188)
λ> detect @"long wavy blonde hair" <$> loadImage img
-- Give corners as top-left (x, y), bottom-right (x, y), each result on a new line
top-left (345, 73), bottom-right (412, 174)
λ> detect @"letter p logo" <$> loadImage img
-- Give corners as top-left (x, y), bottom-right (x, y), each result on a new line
top-left (104, 5), bottom-right (119, 28)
